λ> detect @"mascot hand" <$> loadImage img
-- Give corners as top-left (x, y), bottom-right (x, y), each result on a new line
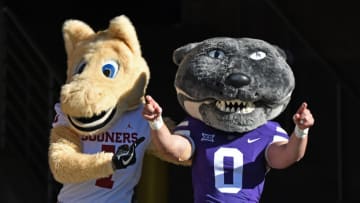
top-left (292, 102), bottom-right (314, 138)
top-left (112, 137), bottom-right (145, 169)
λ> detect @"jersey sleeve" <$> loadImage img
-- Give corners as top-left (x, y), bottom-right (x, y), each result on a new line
top-left (271, 124), bottom-right (289, 143)
top-left (173, 118), bottom-right (196, 157)
top-left (52, 103), bottom-right (69, 127)
top-left (264, 122), bottom-right (289, 165)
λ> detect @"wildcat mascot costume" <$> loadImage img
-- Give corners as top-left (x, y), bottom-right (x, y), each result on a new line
top-left (48, 15), bottom-right (166, 203)
top-left (143, 37), bottom-right (314, 202)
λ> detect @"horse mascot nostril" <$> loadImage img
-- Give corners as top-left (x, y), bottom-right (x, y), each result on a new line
top-left (48, 15), bottom-right (170, 203)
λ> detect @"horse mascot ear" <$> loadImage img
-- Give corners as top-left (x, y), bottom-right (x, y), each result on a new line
top-left (48, 15), bottom-right (167, 203)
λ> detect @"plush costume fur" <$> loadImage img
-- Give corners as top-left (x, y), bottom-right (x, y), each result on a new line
top-left (48, 15), bottom-right (158, 185)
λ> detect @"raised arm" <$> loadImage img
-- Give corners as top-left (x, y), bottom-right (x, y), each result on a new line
top-left (266, 102), bottom-right (315, 169)
top-left (142, 95), bottom-right (192, 164)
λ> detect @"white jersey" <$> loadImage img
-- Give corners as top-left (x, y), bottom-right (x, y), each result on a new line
top-left (52, 103), bottom-right (151, 203)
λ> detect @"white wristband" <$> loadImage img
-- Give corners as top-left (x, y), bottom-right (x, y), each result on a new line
top-left (294, 125), bottom-right (309, 138)
top-left (148, 116), bottom-right (163, 130)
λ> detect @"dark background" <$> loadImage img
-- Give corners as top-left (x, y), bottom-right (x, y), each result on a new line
top-left (1, 0), bottom-right (359, 202)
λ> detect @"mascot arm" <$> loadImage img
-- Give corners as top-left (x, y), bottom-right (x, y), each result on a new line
top-left (49, 126), bottom-right (114, 183)
top-left (266, 102), bottom-right (314, 169)
top-left (146, 131), bottom-right (192, 166)
top-left (142, 95), bottom-right (192, 166)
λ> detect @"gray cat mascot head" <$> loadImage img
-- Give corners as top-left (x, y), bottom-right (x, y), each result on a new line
top-left (173, 37), bottom-right (295, 133)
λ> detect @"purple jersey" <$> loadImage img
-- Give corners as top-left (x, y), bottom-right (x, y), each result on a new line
top-left (174, 116), bottom-right (289, 203)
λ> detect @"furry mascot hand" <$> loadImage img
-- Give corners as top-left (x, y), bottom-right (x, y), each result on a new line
top-left (112, 137), bottom-right (145, 169)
